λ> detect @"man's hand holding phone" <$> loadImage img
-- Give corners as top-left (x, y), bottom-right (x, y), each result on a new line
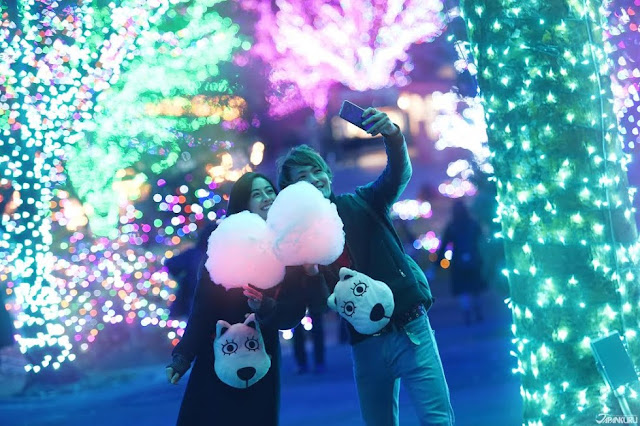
top-left (361, 107), bottom-right (399, 137)
top-left (338, 100), bottom-right (399, 137)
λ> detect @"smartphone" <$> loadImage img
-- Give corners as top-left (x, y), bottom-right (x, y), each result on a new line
top-left (339, 100), bottom-right (374, 131)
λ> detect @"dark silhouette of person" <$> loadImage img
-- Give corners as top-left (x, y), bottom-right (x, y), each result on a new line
top-left (0, 183), bottom-right (13, 233)
top-left (0, 290), bottom-right (14, 354)
top-left (292, 300), bottom-right (326, 374)
top-left (437, 199), bottom-right (486, 325)
top-left (165, 222), bottom-right (217, 318)
top-left (0, 183), bottom-right (15, 356)
top-left (470, 170), bottom-right (508, 294)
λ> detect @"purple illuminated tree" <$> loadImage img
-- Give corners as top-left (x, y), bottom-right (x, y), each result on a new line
top-left (241, 0), bottom-right (446, 117)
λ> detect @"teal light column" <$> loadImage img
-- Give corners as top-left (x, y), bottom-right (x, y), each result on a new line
top-left (459, 0), bottom-right (640, 422)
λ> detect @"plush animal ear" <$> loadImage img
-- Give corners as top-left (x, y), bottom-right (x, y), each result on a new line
top-left (244, 313), bottom-right (257, 330)
top-left (216, 320), bottom-right (231, 337)
top-left (339, 267), bottom-right (356, 281)
top-left (327, 293), bottom-right (337, 311)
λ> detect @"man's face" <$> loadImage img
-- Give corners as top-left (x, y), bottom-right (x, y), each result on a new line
top-left (289, 164), bottom-right (332, 199)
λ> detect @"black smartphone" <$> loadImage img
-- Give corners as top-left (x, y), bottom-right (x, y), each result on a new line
top-left (339, 100), bottom-right (374, 131)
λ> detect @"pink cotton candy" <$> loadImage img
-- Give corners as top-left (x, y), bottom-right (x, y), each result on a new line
top-left (267, 181), bottom-right (345, 266)
top-left (205, 211), bottom-right (285, 290)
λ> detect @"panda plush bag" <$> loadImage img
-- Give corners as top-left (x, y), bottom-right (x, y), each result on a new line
top-left (327, 267), bottom-right (395, 335)
top-left (214, 313), bottom-right (271, 389)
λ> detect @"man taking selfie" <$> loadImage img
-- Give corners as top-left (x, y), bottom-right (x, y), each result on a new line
top-left (277, 106), bottom-right (454, 426)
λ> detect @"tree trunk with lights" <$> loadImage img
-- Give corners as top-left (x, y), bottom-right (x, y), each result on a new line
top-left (1, 0), bottom-right (67, 374)
top-left (459, 0), bottom-right (640, 423)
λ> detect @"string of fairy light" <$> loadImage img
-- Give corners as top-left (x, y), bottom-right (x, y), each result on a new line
top-left (1, 0), bottom-right (88, 373)
top-left (459, 0), bottom-right (640, 422)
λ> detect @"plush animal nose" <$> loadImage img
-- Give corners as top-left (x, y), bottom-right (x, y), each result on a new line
top-left (237, 367), bottom-right (256, 381)
top-left (370, 303), bottom-right (386, 322)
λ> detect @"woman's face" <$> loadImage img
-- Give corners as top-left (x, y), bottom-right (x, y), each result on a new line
top-left (247, 177), bottom-right (277, 220)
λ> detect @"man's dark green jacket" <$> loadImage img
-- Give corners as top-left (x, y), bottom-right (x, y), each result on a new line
top-left (324, 129), bottom-right (434, 345)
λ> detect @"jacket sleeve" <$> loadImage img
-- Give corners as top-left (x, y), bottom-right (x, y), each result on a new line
top-left (355, 128), bottom-right (412, 215)
top-left (306, 272), bottom-right (330, 316)
top-left (257, 267), bottom-right (326, 330)
top-left (171, 261), bottom-right (217, 365)
top-left (164, 251), bottom-right (185, 278)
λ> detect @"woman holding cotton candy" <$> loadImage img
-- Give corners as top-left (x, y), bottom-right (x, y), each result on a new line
top-left (165, 172), bottom-right (322, 426)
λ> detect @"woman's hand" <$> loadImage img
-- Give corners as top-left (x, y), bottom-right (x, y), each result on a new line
top-left (166, 354), bottom-right (190, 384)
top-left (243, 284), bottom-right (264, 311)
top-left (166, 366), bottom-right (182, 384)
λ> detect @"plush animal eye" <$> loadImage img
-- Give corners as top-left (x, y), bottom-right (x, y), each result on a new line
top-left (245, 337), bottom-right (260, 351)
top-left (352, 282), bottom-right (368, 297)
top-left (341, 301), bottom-right (356, 317)
top-left (221, 340), bottom-right (238, 355)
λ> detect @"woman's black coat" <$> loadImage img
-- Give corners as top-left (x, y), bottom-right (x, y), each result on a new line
top-left (172, 262), bottom-right (320, 426)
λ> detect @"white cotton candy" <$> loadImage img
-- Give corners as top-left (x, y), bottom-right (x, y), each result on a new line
top-left (267, 181), bottom-right (345, 266)
top-left (205, 211), bottom-right (285, 290)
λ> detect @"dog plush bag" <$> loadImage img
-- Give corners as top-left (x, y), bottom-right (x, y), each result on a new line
top-left (214, 313), bottom-right (271, 389)
top-left (327, 267), bottom-right (395, 335)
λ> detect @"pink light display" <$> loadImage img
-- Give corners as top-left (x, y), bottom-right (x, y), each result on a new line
top-left (241, 0), bottom-right (446, 117)
top-left (603, 0), bottom-right (640, 150)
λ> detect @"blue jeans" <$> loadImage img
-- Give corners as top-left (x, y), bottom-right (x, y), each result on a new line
top-left (351, 315), bottom-right (454, 426)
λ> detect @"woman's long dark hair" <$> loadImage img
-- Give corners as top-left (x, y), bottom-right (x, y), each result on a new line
top-left (222, 172), bottom-right (281, 297)
top-left (226, 172), bottom-right (278, 216)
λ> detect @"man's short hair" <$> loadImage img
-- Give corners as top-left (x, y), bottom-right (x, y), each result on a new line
top-left (276, 144), bottom-right (333, 190)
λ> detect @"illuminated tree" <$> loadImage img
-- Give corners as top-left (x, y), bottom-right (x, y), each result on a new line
top-left (459, 0), bottom-right (640, 422)
top-left (430, 91), bottom-right (491, 198)
top-left (66, 0), bottom-right (248, 237)
top-left (1, 0), bottom-right (157, 374)
top-left (604, 0), bottom-right (640, 151)
top-left (241, 0), bottom-right (447, 117)
top-left (0, 0), bottom-right (246, 373)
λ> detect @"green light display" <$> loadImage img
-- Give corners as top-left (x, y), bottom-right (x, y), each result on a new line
top-left (0, 0), bottom-right (246, 373)
top-left (459, 0), bottom-right (640, 422)
top-left (67, 0), bottom-right (247, 236)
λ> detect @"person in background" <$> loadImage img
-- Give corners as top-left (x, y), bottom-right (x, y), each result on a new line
top-left (292, 297), bottom-right (327, 374)
top-left (165, 222), bottom-right (216, 318)
top-left (0, 290), bottom-right (14, 356)
top-left (277, 108), bottom-right (454, 426)
top-left (165, 172), bottom-right (324, 426)
top-left (0, 182), bottom-right (15, 359)
top-left (0, 182), bottom-right (14, 233)
top-left (437, 199), bottom-right (486, 326)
